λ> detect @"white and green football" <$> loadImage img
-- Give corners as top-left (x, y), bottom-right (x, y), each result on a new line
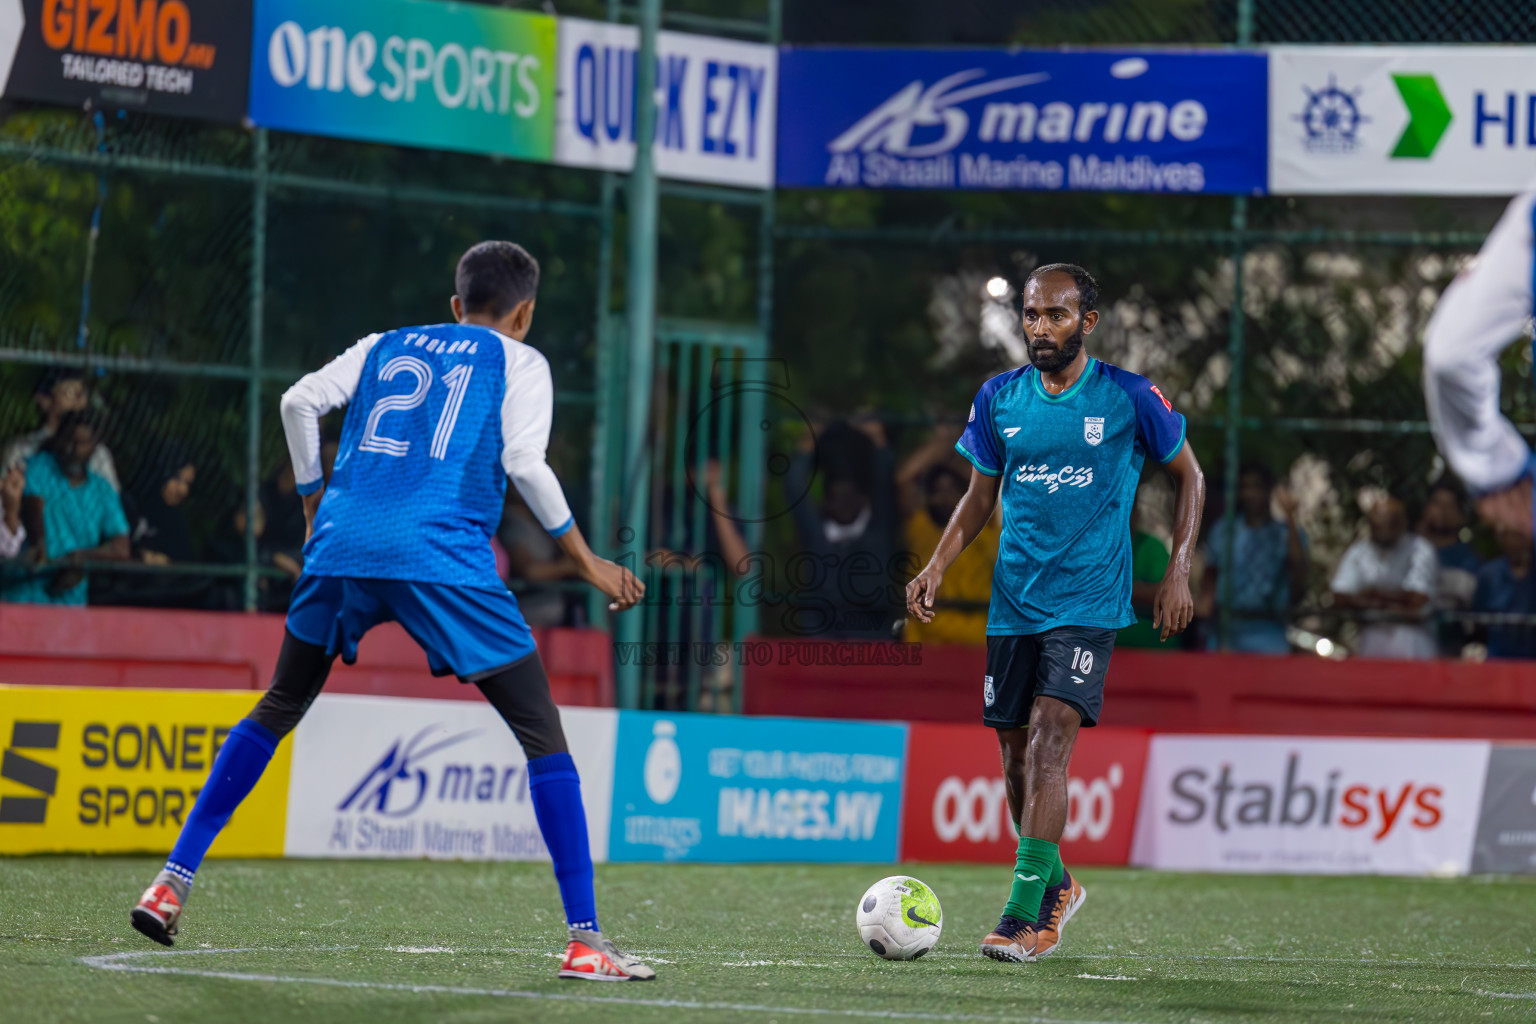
top-left (855, 875), bottom-right (942, 960)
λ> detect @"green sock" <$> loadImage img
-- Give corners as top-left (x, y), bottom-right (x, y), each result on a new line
top-left (1003, 836), bottom-right (1058, 923)
top-left (1047, 849), bottom-right (1064, 888)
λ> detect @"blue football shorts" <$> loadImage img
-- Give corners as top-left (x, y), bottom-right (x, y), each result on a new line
top-left (285, 574), bottom-right (538, 682)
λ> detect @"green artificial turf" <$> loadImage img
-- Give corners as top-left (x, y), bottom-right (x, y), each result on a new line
top-left (2, 858), bottom-right (1535, 1023)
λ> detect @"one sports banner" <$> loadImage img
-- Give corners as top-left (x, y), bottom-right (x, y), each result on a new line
top-left (1270, 46), bottom-right (1536, 195)
top-left (607, 710), bottom-right (906, 862)
top-left (900, 723), bottom-right (1148, 866)
top-left (1470, 744), bottom-right (1536, 874)
top-left (0, 0), bottom-right (251, 122)
top-left (554, 18), bottom-right (776, 189)
top-left (776, 47), bottom-right (1268, 194)
top-left (0, 685), bottom-right (289, 856)
top-left (1131, 735), bottom-right (1490, 875)
top-left (248, 0), bottom-right (556, 162)
top-left (283, 695), bottom-right (617, 862)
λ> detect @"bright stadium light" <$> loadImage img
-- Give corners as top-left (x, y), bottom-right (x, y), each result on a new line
top-left (985, 276), bottom-right (1009, 298)
top-left (1315, 637), bottom-right (1335, 658)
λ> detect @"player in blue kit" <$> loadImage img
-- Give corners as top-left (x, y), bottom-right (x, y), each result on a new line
top-left (907, 264), bottom-right (1205, 963)
top-left (129, 241), bottom-right (655, 982)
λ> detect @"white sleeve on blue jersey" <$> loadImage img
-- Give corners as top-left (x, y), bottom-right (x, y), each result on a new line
top-left (1423, 190), bottom-right (1536, 495)
top-left (280, 333), bottom-right (382, 495)
top-left (497, 335), bottom-right (575, 536)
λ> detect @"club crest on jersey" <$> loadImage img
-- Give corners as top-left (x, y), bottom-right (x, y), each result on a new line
top-left (1083, 417), bottom-right (1105, 446)
top-left (984, 675), bottom-right (996, 707)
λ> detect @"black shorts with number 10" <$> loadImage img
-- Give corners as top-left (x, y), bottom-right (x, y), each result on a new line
top-left (983, 626), bottom-right (1116, 729)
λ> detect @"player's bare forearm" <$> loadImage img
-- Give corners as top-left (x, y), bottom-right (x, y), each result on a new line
top-left (556, 522), bottom-right (645, 611)
top-left (1476, 477), bottom-right (1534, 538)
top-left (905, 467), bottom-right (999, 623)
top-left (1153, 441), bottom-right (1204, 639)
top-left (302, 489), bottom-right (324, 543)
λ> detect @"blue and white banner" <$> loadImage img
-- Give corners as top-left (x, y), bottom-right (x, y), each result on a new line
top-left (608, 711), bottom-right (907, 862)
top-left (777, 48), bottom-right (1268, 194)
top-left (555, 19), bottom-right (776, 189)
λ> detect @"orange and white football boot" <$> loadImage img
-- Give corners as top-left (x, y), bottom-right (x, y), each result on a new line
top-left (558, 928), bottom-right (657, 981)
top-left (130, 882), bottom-right (184, 947)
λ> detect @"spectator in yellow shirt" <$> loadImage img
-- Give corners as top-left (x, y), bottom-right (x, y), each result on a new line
top-left (899, 425), bottom-right (999, 645)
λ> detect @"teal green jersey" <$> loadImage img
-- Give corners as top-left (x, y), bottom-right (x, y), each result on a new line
top-left (955, 358), bottom-right (1186, 635)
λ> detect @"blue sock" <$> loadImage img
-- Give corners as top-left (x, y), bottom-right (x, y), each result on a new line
top-left (527, 752), bottom-right (598, 931)
top-left (164, 719), bottom-right (278, 886)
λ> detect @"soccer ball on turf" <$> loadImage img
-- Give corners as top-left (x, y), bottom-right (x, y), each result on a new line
top-left (855, 875), bottom-right (942, 961)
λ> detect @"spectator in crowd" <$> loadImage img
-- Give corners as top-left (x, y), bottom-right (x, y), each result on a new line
top-left (1199, 462), bottom-right (1309, 654)
top-left (3, 367), bottom-right (120, 491)
top-left (4, 411), bottom-right (129, 605)
top-left (207, 496), bottom-right (302, 611)
top-left (1472, 524), bottom-right (1536, 659)
top-left (260, 464), bottom-right (307, 570)
top-left (118, 445), bottom-right (207, 608)
top-left (1119, 480), bottom-right (1174, 649)
top-left (786, 417), bottom-right (899, 638)
top-left (0, 465), bottom-right (25, 561)
top-left (897, 423), bottom-right (997, 645)
top-left (1330, 494), bottom-right (1439, 659)
top-left (1419, 478), bottom-right (1480, 654)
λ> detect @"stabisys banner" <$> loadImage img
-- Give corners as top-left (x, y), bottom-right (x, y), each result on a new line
top-left (0, 685), bottom-right (289, 856)
top-left (554, 18), bottom-right (776, 189)
top-left (776, 47), bottom-right (1268, 194)
top-left (0, 0), bottom-right (251, 122)
top-left (900, 723), bottom-right (1148, 866)
top-left (1270, 46), bottom-right (1536, 195)
top-left (1131, 735), bottom-right (1490, 875)
top-left (283, 695), bottom-right (616, 862)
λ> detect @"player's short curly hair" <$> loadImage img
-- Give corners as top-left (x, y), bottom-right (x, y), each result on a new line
top-left (456, 240), bottom-right (541, 318)
top-left (1027, 262), bottom-right (1099, 314)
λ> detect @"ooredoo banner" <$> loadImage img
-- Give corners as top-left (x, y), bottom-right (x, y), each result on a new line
top-left (283, 695), bottom-right (615, 862)
top-left (776, 47), bottom-right (1268, 193)
top-left (900, 723), bottom-right (1147, 865)
top-left (554, 18), bottom-right (776, 189)
top-left (0, 0), bottom-right (251, 122)
top-left (0, 685), bottom-right (289, 856)
top-left (608, 710), bottom-right (906, 862)
top-left (1131, 735), bottom-right (1490, 875)
top-left (1270, 46), bottom-right (1536, 195)
top-left (248, 0), bottom-right (556, 162)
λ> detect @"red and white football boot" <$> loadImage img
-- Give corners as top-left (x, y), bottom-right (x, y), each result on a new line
top-left (558, 929), bottom-right (656, 981)
top-left (130, 883), bottom-right (183, 947)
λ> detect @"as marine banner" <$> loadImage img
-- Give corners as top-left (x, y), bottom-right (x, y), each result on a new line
top-left (0, 0), bottom-right (251, 122)
top-left (0, 685), bottom-right (288, 856)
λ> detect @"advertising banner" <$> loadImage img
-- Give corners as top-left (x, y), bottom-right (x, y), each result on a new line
top-left (1471, 745), bottom-right (1536, 874)
top-left (901, 724), bottom-right (1148, 866)
top-left (1131, 736), bottom-right (1490, 875)
top-left (608, 710), bottom-right (906, 862)
top-left (555, 18), bottom-right (775, 189)
top-left (0, 685), bottom-right (288, 856)
top-left (0, 0), bottom-right (250, 122)
top-left (249, 0), bottom-right (556, 162)
top-left (284, 695), bottom-right (615, 862)
top-left (1271, 47), bottom-right (1536, 195)
top-left (776, 48), bottom-right (1267, 194)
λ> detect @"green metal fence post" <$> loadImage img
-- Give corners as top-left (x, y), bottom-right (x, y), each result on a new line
top-left (588, 171), bottom-right (618, 628)
top-left (614, 0), bottom-right (662, 710)
top-left (1219, 196), bottom-right (1247, 650)
top-left (245, 128), bottom-right (269, 613)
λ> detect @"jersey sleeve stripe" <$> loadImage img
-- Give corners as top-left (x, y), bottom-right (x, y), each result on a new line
top-left (954, 440), bottom-right (1001, 476)
top-left (295, 476), bottom-right (324, 496)
top-left (547, 515), bottom-right (575, 538)
top-left (1157, 414), bottom-right (1187, 464)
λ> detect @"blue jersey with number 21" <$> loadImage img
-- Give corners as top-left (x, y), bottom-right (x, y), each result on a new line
top-left (302, 323), bottom-right (567, 589)
top-left (955, 358), bottom-right (1186, 635)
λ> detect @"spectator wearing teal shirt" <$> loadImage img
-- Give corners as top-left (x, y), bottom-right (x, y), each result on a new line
top-left (6, 411), bottom-right (129, 605)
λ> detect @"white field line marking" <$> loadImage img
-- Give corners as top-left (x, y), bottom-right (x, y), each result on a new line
top-left (79, 948), bottom-right (1146, 1024)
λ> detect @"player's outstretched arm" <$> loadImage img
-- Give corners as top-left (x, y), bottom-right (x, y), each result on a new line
top-left (906, 467), bottom-right (1000, 624)
top-left (1424, 191), bottom-right (1536, 536)
top-left (554, 522), bottom-right (645, 612)
top-left (1152, 441), bottom-right (1204, 640)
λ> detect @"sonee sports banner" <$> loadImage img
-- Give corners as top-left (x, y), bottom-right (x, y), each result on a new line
top-left (0, 0), bottom-right (251, 122)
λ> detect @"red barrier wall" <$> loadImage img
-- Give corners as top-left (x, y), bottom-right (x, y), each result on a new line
top-left (0, 605), bottom-right (614, 706)
top-left (743, 641), bottom-right (1536, 739)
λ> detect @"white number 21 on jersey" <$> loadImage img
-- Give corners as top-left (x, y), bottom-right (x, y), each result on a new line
top-left (358, 355), bottom-right (474, 460)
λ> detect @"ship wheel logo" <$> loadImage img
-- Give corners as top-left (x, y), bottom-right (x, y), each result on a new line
top-left (1295, 76), bottom-right (1368, 153)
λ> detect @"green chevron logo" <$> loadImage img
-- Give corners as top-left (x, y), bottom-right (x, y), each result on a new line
top-left (1390, 73), bottom-right (1452, 159)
